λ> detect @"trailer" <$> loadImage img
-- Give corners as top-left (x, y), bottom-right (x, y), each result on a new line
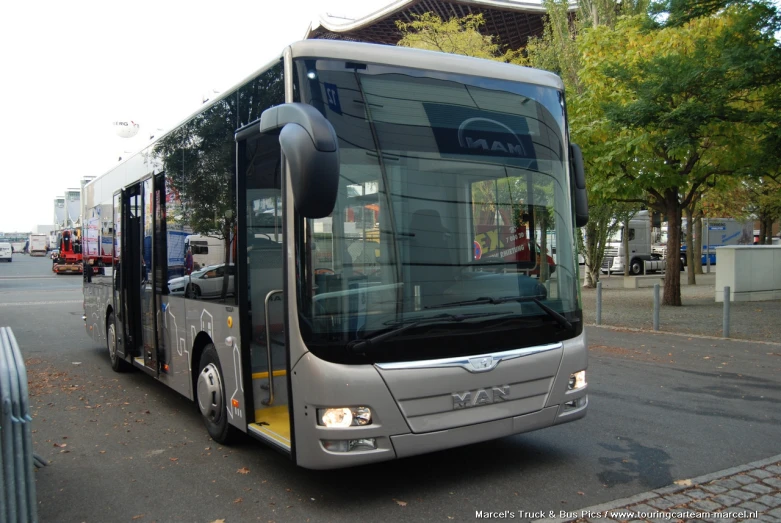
top-left (654, 218), bottom-right (754, 267)
top-left (28, 234), bottom-right (48, 256)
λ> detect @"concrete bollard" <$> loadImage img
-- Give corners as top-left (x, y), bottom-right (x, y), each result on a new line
top-left (653, 283), bottom-right (660, 331)
top-left (596, 281), bottom-right (602, 325)
top-left (723, 286), bottom-right (730, 338)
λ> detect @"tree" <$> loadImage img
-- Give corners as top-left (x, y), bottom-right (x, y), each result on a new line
top-left (577, 1), bottom-right (781, 304)
top-left (396, 13), bottom-right (522, 62)
top-left (524, 0), bottom-right (650, 288)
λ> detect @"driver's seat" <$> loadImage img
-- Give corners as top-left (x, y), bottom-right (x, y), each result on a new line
top-left (407, 209), bottom-right (456, 308)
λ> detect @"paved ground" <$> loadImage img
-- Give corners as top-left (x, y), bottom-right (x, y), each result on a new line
top-left (533, 454), bottom-right (781, 523)
top-left (566, 268), bottom-right (781, 523)
top-left (580, 269), bottom-right (781, 343)
top-left (3, 255), bottom-right (779, 522)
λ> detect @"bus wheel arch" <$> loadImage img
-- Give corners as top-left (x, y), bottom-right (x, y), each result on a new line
top-left (190, 331), bottom-right (213, 390)
top-left (194, 343), bottom-right (239, 444)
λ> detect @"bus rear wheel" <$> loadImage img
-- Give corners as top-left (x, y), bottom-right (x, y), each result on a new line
top-left (196, 345), bottom-right (238, 444)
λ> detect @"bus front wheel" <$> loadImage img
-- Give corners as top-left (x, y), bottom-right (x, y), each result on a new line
top-left (196, 345), bottom-right (238, 444)
top-left (107, 312), bottom-right (130, 372)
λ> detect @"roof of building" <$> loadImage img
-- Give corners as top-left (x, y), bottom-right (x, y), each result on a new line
top-left (305, 0), bottom-right (576, 51)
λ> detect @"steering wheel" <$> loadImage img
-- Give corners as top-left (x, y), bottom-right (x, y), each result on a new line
top-left (314, 268), bottom-right (335, 275)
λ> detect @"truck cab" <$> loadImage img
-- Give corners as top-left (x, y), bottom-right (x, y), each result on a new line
top-left (602, 210), bottom-right (666, 275)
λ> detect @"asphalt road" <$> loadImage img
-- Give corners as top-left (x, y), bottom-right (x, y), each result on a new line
top-left (2, 253), bottom-right (780, 522)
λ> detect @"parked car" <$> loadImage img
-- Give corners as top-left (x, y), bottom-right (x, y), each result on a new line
top-left (168, 263), bottom-right (235, 299)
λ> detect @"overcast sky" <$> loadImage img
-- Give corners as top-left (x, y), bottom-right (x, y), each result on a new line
top-left (0, 0), bottom-right (389, 232)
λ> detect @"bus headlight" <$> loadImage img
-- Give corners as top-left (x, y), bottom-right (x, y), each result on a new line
top-left (318, 407), bottom-right (372, 427)
top-left (568, 370), bottom-right (587, 390)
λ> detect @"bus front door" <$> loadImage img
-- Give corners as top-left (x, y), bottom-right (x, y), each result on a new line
top-left (238, 130), bottom-right (291, 453)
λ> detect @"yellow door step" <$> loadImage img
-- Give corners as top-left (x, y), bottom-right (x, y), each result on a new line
top-left (248, 405), bottom-right (290, 451)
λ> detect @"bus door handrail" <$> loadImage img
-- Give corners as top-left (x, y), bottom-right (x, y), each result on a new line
top-left (262, 289), bottom-right (284, 406)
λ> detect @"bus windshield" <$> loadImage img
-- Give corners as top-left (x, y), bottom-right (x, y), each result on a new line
top-left (294, 59), bottom-right (581, 364)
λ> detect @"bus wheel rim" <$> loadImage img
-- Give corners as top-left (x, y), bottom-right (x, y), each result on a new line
top-left (197, 363), bottom-right (223, 423)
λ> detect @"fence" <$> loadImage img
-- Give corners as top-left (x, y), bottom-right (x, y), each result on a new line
top-left (1, 326), bottom-right (38, 523)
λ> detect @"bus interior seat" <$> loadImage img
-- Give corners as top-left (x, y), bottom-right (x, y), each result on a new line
top-left (407, 209), bottom-right (457, 308)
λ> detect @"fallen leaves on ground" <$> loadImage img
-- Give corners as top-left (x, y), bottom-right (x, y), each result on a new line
top-left (393, 499), bottom-right (407, 507)
top-left (27, 365), bottom-right (75, 397)
top-left (237, 467), bottom-right (250, 474)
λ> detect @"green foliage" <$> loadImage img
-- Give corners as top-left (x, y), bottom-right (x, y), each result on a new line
top-left (647, 0), bottom-right (780, 28)
top-left (396, 13), bottom-right (523, 62)
top-left (574, 1), bottom-right (781, 303)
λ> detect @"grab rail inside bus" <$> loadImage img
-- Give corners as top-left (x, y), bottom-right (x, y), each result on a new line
top-left (262, 290), bottom-right (284, 406)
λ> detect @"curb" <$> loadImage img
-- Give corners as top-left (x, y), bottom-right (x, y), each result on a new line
top-left (586, 323), bottom-right (781, 347)
top-left (531, 453), bottom-right (781, 523)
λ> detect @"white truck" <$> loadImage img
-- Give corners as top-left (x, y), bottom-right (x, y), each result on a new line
top-left (29, 234), bottom-right (48, 256)
top-left (601, 210), bottom-right (666, 275)
top-left (184, 234), bottom-right (225, 271)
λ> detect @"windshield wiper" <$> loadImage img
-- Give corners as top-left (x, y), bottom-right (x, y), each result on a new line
top-left (425, 296), bottom-right (574, 332)
top-left (346, 311), bottom-right (516, 353)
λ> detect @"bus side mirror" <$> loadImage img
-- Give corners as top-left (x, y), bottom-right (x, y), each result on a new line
top-left (259, 103), bottom-right (340, 218)
top-left (570, 143), bottom-right (589, 227)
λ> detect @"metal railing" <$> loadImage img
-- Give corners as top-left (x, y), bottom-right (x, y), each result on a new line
top-left (1, 326), bottom-right (39, 523)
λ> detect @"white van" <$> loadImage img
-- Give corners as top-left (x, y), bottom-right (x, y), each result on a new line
top-left (0, 242), bottom-right (12, 262)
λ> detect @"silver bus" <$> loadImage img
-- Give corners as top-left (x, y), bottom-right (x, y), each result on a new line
top-left (82, 39), bottom-right (590, 470)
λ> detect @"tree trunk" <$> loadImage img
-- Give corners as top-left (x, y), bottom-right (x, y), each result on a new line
top-left (583, 226), bottom-right (597, 288)
top-left (582, 212), bottom-right (610, 288)
top-left (766, 218), bottom-right (775, 244)
top-left (623, 216), bottom-right (631, 276)
top-left (539, 211), bottom-right (550, 283)
top-left (584, 265), bottom-right (595, 287)
top-left (694, 211), bottom-right (704, 274)
top-left (220, 225), bottom-right (232, 301)
top-left (663, 193), bottom-right (682, 306)
top-left (685, 206), bottom-right (695, 285)
top-left (759, 215), bottom-right (768, 244)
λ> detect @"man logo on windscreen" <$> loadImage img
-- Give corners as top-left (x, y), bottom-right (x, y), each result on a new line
top-left (457, 117), bottom-right (528, 157)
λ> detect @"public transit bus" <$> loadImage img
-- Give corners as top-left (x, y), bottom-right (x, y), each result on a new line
top-left (82, 39), bottom-right (590, 470)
